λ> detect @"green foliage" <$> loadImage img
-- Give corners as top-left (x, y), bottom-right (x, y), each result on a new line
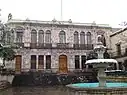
top-left (0, 46), bottom-right (15, 66)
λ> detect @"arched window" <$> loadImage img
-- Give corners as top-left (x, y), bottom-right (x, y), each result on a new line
top-left (7, 29), bottom-right (14, 43)
top-left (87, 32), bottom-right (92, 44)
top-left (45, 30), bottom-right (51, 43)
top-left (38, 30), bottom-right (44, 43)
top-left (80, 31), bottom-right (85, 44)
top-left (74, 31), bottom-right (79, 44)
top-left (16, 27), bottom-right (24, 43)
top-left (59, 31), bottom-right (66, 43)
top-left (31, 29), bottom-right (37, 43)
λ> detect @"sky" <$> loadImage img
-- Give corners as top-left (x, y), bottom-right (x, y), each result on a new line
top-left (0, 0), bottom-right (127, 28)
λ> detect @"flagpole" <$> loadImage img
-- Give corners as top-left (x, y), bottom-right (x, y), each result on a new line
top-left (61, 0), bottom-right (63, 21)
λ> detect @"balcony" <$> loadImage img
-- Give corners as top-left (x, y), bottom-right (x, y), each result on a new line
top-left (13, 42), bottom-right (93, 50)
top-left (38, 43), bottom-right (45, 49)
top-left (14, 42), bottom-right (24, 48)
top-left (44, 43), bottom-right (52, 49)
top-left (73, 44), bottom-right (93, 50)
top-left (86, 44), bottom-right (93, 50)
top-left (30, 43), bottom-right (37, 49)
top-left (73, 44), bottom-right (80, 49)
top-left (56, 43), bottom-right (70, 49)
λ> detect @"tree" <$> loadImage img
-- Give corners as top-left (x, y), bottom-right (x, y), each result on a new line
top-left (0, 46), bottom-right (15, 67)
top-left (0, 17), bottom-right (16, 69)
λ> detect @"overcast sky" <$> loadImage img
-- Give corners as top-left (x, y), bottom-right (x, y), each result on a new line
top-left (0, 0), bottom-right (127, 28)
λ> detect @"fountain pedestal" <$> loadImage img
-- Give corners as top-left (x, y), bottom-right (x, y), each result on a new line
top-left (93, 41), bottom-right (107, 87)
top-left (97, 67), bottom-right (106, 87)
top-left (66, 35), bottom-right (127, 95)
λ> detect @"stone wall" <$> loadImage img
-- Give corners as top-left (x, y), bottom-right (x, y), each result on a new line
top-left (110, 29), bottom-right (127, 56)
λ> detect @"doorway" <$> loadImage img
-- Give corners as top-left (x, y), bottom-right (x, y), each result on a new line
top-left (15, 55), bottom-right (22, 74)
top-left (59, 55), bottom-right (68, 73)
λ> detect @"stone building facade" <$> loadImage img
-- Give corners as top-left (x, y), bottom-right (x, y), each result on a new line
top-left (110, 27), bottom-right (127, 70)
top-left (5, 19), bottom-right (113, 74)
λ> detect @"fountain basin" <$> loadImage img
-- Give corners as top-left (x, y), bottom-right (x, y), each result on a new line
top-left (85, 59), bottom-right (117, 65)
top-left (66, 83), bottom-right (127, 95)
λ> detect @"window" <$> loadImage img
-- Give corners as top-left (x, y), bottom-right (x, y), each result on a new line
top-left (6, 29), bottom-right (14, 43)
top-left (16, 27), bottom-right (24, 43)
top-left (116, 44), bottom-right (121, 56)
top-left (38, 30), bottom-right (44, 43)
top-left (38, 55), bottom-right (44, 69)
top-left (87, 32), bottom-right (92, 44)
top-left (74, 31), bottom-right (79, 44)
top-left (80, 31), bottom-right (85, 44)
top-left (31, 55), bottom-right (36, 69)
top-left (31, 29), bottom-right (37, 43)
top-left (59, 31), bottom-right (66, 43)
top-left (45, 30), bottom-right (51, 43)
top-left (46, 55), bottom-right (51, 69)
top-left (75, 55), bottom-right (80, 69)
top-left (81, 55), bottom-right (86, 69)
top-left (16, 32), bottom-right (23, 43)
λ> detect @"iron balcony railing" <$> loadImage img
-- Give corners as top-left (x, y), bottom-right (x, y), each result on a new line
top-left (30, 43), bottom-right (52, 49)
top-left (30, 43), bottom-right (37, 49)
top-left (56, 43), bottom-right (70, 49)
top-left (73, 44), bottom-right (93, 50)
top-left (38, 43), bottom-right (45, 49)
top-left (44, 43), bottom-right (52, 49)
top-left (14, 42), bottom-right (93, 50)
top-left (14, 42), bottom-right (24, 48)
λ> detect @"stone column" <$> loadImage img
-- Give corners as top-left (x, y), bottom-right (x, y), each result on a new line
top-left (98, 68), bottom-right (106, 87)
top-left (85, 55), bottom-right (89, 71)
top-left (116, 62), bottom-right (119, 70)
top-left (79, 55), bottom-right (82, 70)
top-left (36, 55), bottom-right (38, 71)
top-left (44, 55), bottom-right (46, 70)
top-left (68, 55), bottom-right (75, 72)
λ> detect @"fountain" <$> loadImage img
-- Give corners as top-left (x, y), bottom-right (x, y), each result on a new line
top-left (66, 35), bottom-right (127, 95)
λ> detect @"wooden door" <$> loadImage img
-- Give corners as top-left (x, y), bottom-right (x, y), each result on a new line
top-left (15, 55), bottom-right (22, 74)
top-left (59, 55), bottom-right (68, 73)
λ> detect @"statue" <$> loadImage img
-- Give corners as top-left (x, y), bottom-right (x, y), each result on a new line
top-left (97, 35), bottom-right (106, 46)
top-left (97, 35), bottom-right (102, 43)
top-left (8, 13), bottom-right (12, 21)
